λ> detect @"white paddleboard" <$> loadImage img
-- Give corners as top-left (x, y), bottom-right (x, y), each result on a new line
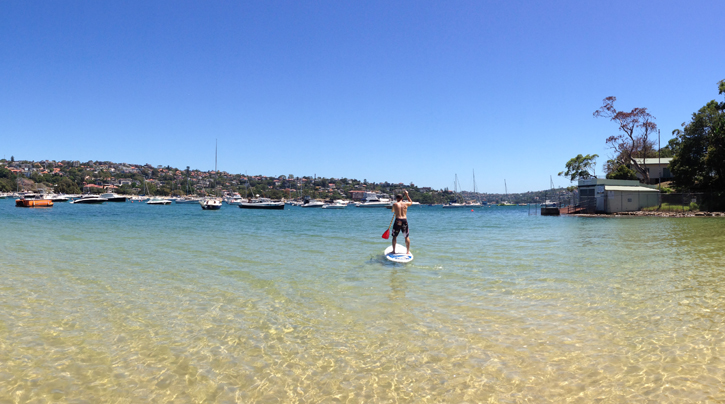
top-left (384, 244), bottom-right (414, 263)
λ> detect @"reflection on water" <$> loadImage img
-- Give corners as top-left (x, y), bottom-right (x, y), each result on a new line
top-left (1, 201), bottom-right (724, 402)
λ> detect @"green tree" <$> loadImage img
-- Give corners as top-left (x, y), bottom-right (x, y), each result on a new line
top-left (670, 80), bottom-right (725, 192)
top-left (606, 164), bottom-right (638, 180)
top-left (558, 154), bottom-right (599, 182)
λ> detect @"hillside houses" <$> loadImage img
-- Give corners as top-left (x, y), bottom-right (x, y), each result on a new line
top-left (1, 157), bottom-right (472, 204)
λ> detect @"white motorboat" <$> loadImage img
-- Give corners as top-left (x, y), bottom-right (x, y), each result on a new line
top-left (322, 200), bottom-right (347, 209)
top-left (200, 198), bottom-right (222, 210)
top-left (70, 194), bottom-right (108, 204)
top-left (129, 195), bottom-right (148, 202)
top-left (227, 196), bottom-right (245, 205)
top-left (47, 193), bottom-right (71, 202)
top-left (223, 193), bottom-right (244, 205)
top-left (356, 193), bottom-right (392, 208)
top-left (147, 197), bottom-right (172, 205)
top-left (301, 198), bottom-right (325, 208)
top-left (239, 197), bottom-right (285, 210)
top-left (174, 196), bottom-right (202, 204)
top-left (100, 192), bottom-right (127, 202)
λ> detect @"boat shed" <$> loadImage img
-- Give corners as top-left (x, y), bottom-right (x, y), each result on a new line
top-left (578, 179), bottom-right (660, 214)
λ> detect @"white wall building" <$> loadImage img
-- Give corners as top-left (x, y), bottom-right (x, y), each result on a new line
top-left (578, 178), bottom-right (660, 213)
top-left (630, 158), bottom-right (673, 183)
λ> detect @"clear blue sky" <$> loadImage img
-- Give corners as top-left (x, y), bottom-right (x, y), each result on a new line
top-left (2, 1), bottom-right (723, 192)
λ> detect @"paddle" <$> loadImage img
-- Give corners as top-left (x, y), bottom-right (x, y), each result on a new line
top-left (382, 215), bottom-right (395, 239)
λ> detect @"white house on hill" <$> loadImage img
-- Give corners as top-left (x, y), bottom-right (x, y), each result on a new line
top-left (630, 158), bottom-right (673, 183)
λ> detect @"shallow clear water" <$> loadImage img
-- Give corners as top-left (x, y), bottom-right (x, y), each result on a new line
top-left (1, 200), bottom-right (725, 402)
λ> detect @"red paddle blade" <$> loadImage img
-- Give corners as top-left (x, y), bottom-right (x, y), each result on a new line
top-left (382, 229), bottom-right (390, 239)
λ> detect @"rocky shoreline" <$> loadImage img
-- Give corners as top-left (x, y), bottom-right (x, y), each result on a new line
top-left (573, 211), bottom-right (725, 218)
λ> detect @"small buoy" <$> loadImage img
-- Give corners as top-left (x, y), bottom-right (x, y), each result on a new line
top-left (471, 209), bottom-right (474, 212)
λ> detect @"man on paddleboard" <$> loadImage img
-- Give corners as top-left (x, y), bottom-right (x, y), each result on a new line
top-left (392, 190), bottom-right (413, 254)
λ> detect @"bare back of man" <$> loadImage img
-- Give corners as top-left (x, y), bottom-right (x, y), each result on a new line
top-left (391, 191), bottom-right (413, 254)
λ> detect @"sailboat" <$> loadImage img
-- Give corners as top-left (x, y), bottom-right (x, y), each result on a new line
top-left (200, 139), bottom-right (223, 210)
top-left (498, 179), bottom-right (515, 206)
top-left (442, 174), bottom-right (468, 208)
top-left (174, 168), bottom-right (201, 203)
top-left (467, 169), bottom-right (483, 207)
top-left (238, 173), bottom-right (284, 209)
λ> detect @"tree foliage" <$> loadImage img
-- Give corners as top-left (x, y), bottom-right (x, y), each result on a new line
top-left (670, 81), bottom-right (725, 192)
top-left (558, 154), bottom-right (599, 182)
top-left (55, 178), bottom-right (81, 194)
top-left (606, 164), bottom-right (638, 180)
top-left (594, 97), bottom-right (657, 183)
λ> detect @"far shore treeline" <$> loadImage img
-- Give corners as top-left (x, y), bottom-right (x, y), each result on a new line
top-left (0, 159), bottom-right (566, 205)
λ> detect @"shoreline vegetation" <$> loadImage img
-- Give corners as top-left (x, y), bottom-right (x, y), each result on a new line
top-left (0, 158), bottom-right (569, 205)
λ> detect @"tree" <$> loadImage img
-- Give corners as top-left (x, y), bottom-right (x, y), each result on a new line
top-left (594, 97), bottom-right (658, 183)
top-left (670, 81), bottom-right (725, 192)
top-left (558, 154), bottom-right (599, 182)
top-left (55, 177), bottom-right (81, 194)
top-left (606, 164), bottom-right (638, 180)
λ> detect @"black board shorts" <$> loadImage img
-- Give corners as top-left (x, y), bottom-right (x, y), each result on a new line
top-left (393, 218), bottom-right (409, 239)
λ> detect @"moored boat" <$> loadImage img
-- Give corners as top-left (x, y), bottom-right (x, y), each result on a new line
top-left (70, 194), bottom-right (108, 204)
top-left (239, 197), bottom-right (285, 210)
top-left (200, 198), bottom-right (222, 210)
top-left (355, 193), bottom-right (392, 208)
top-left (15, 193), bottom-right (54, 207)
top-left (174, 196), bottom-right (202, 204)
top-left (321, 200), bottom-right (347, 209)
top-left (147, 197), bottom-right (172, 205)
top-left (301, 198), bottom-right (325, 208)
top-left (100, 192), bottom-right (127, 202)
top-left (47, 194), bottom-right (71, 202)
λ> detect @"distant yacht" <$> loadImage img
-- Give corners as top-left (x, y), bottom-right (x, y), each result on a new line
top-left (301, 196), bottom-right (325, 208)
top-left (239, 197), bottom-right (285, 210)
top-left (321, 200), bottom-right (347, 209)
top-left (47, 193), bottom-right (71, 202)
top-left (443, 174), bottom-right (471, 208)
top-left (147, 197), bottom-right (172, 205)
top-left (174, 196), bottom-right (202, 204)
top-left (356, 193), bottom-right (392, 208)
top-left (201, 138), bottom-right (223, 211)
top-left (100, 192), bottom-right (127, 202)
top-left (225, 193), bottom-right (244, 205)
top-left (71, 194), bottom-right (108, 204)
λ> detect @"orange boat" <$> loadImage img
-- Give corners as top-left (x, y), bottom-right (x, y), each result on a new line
top-left (15, 194), bottom-right (54, 208)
